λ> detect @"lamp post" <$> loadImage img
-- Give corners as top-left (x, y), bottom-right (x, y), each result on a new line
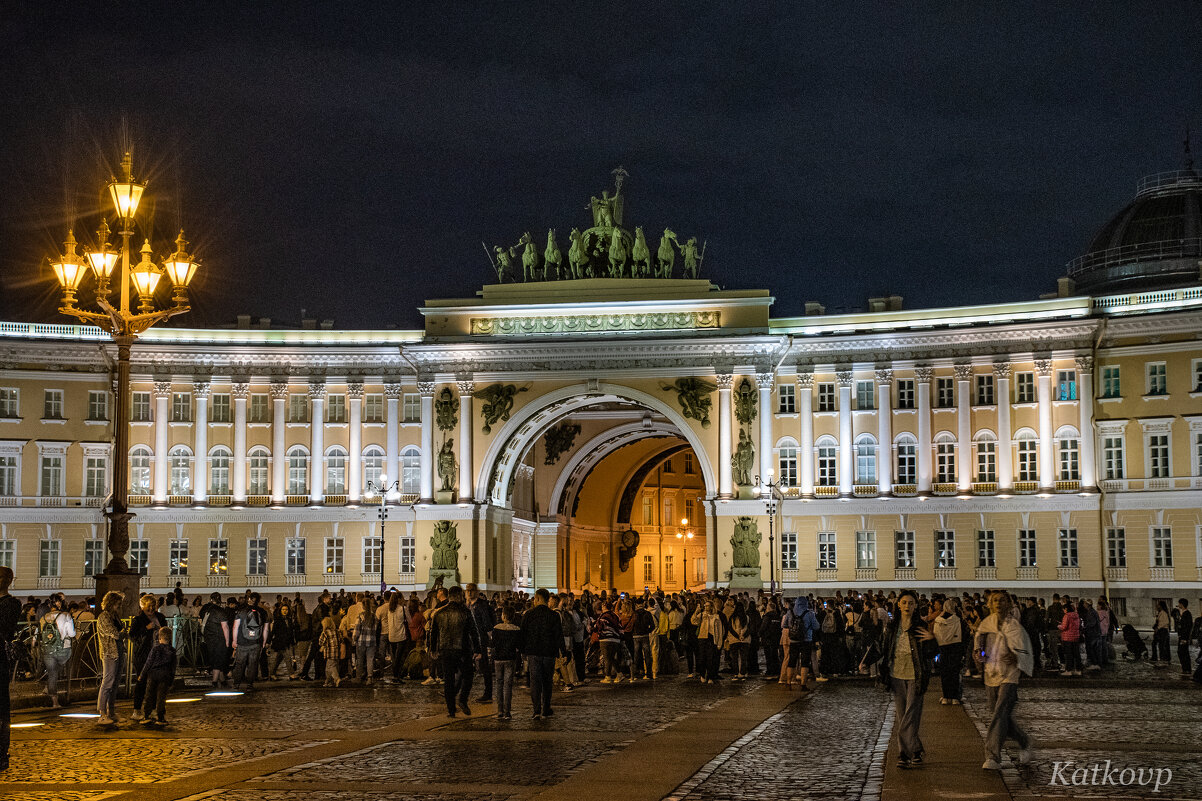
top-left (365, 476), bottom-right (401, 595)
top-left (675, 517), bottom-right (694, 589)
top-left (49, 152), bottom-right (199, 616)
top-left (754, 468), bottom-right (783, 595)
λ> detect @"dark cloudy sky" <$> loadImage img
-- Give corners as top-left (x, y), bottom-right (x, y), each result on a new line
top-left (2, 2), bottom-right (1200, 329)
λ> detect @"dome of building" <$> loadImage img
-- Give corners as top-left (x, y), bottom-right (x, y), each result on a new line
top-left (1067, 162), bottom-right (1202, 295)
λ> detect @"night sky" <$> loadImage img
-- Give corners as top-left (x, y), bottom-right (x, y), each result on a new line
top-left (2, 3), bottom-right (1200, 330)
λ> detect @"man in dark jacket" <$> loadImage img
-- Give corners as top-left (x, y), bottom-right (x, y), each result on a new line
top-left (521, 588), bottom-right (565, 720)
top-left (466, 583), bottom-right (496, 702)
top-left (0, 567), bottom-right (21, 772)
top-left (429, 585), bottom-right (480, 717)
top-left (1176, 599), bottom-right (1193, 676)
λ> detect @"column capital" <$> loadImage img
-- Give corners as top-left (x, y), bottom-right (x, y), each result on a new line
top-left (953, 363), bottom-right (974, 381)
top-left (308, 382), bottom-right (327, 400)
top-left (796, 372), bottom-right (814, 390)
top-left (346, 381), bottom-right (364, 399)
top-left (417, 380), bottom-right (437, 397)
top-left (992, 361), bottom-right (1012, 379)
top-left (914, 366), bottom-right (934, 384)
top-left (384, 382), bottom-right (405, 399)
top-left (1074, 355), bottom-right (1094, 374)
top-left (755, 373), bottom-right (774, 390)
top-left (875, 368), bottom-right (894, 386)
top-left (715, 372), bottom-right (733, 390)
top-left (192, 381), bottom-right (211, 399)
top-left (231, 383), bottom-right (250, 399)
top-left (1034, 358), bottom-right (1053, 376)
top-left (835, 369), bottom-right (853, 387)
top-left (269, 381), bottom-right (290, 400)
top-left (457, 380), bottom-right (475, 396)
top-left (152, 381), bottom-right (172, 399)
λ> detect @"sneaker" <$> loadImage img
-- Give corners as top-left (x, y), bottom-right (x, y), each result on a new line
top-left (911, 753), bottom-right (924, 766)
top-left (940, 698), bottom-right (949, 705)
top-left (1060, 670), bottom-right (1073, 676)
top-left (982, 758), bottom-right (1001, 770)
top-left (897, 757), bottom-right (911, 770)
top-left (600, 677), bottom-right (613, 684)
top-left (950, 699), bottom-right (961, 705)
top-left (140, 716), bottom-right (155, 725)
top-left (1072, 670), bottom-right (1082, 676)
top-left (477, 696), bottom-right (493, 703)
top-left (130, 710), bottom-right (143, 721)
top-left (816, 676), bottom-right (830, 682)
top-left (1018, 748), bottom-right (1033, 765)
top-left (323, 681), bottom-right (332, 687)
top-left (458, 701), bottom-right (472, 716)
top-left (96, 716), bottom-right (115, 726)
top-left (563, 685), bottom-right (574, 692)
top-left (447, 711), bottom-right (456, 719)
top-left (421, 677), bottom-right (436, 686)
top-left (532, 713), bottom-right (542, 720)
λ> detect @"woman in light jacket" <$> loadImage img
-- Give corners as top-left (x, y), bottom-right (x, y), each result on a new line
top-left (692, 599), bottom-right (725, 684)
top-left (932, 597), bottom-right (969, 705)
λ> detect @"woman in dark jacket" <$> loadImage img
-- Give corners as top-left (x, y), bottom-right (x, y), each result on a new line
top-left (866, 590), bottom-right (936, 769)
top-left (265, 603), bottom-right (298, 680)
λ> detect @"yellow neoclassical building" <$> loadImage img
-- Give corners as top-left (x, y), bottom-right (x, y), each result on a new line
top-left (1, 166), bottom-right (1200, 620)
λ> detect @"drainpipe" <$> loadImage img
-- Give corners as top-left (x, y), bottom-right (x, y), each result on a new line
top-left (1091, 317), bottom-right (1109, 603)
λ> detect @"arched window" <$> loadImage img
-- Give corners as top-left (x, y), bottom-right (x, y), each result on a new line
top-left (326, 446), bottom-right (347, 494)
top-left (776, 437), bottom-right (798, 487)
top-left (210, 447), bottom-right (232, 495)
top-left (934, 433), bottom-right (956, 484)
top-left (815, 436), bottom-right (838, 487)
top-left (894, 434), bottom-right (917, 485)
top-left (363, 446), bottom-right (384, 490)
top-left (130, 446), bottom-right (152, 493)
top-left (168, 446), bottom-right (191, 495)
top-left (973, 430), bottom-right (997, 482)
top-left (1056, 425), bottom-right (1081, 481)
top-left (401, 446), bottom-right (421, 495)
top-left (248, 447), bottom-right (270, 495)
top-left (287, 446), bottom-right (308, 495)
top-left (855, 434), bottom-right (877, 485)
top-left (1015, 429), bottom-right (1038, 482)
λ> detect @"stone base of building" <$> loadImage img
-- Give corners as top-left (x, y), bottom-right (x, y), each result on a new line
top-left (728, 566), bottom-right (763, 589)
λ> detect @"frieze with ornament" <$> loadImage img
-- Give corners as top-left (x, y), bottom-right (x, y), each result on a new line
top-left (469, 310), bottom-right (720, 336)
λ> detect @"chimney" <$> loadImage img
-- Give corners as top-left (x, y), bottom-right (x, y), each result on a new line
top-left (887, 295), bottom-right (903, 311)
top-left (302, 318), bottom-right (317, 330)
top-left (804, 301), bottom-right (825, 316)
top-left (320, 319), bottom-right (334, 330)
top-left (1057, 277), bottom-right (1075, 297)
top-left (868, 297), bottom-right (887, 312)
top-left (258, 317), bottom-right (271, 329)
top-left (236, 314), bottom-right (251, 329)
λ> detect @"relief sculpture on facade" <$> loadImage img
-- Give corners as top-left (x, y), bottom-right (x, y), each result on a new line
top-left (429, 520), bottom-right (461, 585)
top-left (473, 383), bottom-right (529, 435)
top-left (663, 376), bottom-right (716, 428)
top-left (543, 422), bottom-right (582, 465)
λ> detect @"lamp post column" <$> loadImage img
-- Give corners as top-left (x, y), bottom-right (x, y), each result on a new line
top-left (105, 336), bottom-right (135, 572)
top-left (152, 381), bottom-right (171, 503)
top-left (192, 381), bottom-right (210, 503)
top-left (347, 381), bottom-right (363, 502)
top-left (457, 380), bottom-right (474, 501)
top-left (270, 382), bottom-right (288, 502)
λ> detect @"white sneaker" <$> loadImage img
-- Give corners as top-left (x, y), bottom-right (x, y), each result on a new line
top-left (950, 699), bottom-right (961, 705)
top-left (421, 677), bottom-right (435, 686)
top-left (982, 758), bottom-right (1001, 770)
top-left (1018, 748), bottom-right (1033, 765)
top-left (96, 716), bottom-right (115, 726)
top-left (130, 710), bottom-right (143, 721)
top-left (599, 677), bottom-right (612, 684)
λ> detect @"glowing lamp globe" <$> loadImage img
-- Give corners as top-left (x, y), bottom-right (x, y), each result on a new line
top-left (130, 240), bottom-right (162, 298)
top-left (162, 230), bottom-right (199, 287)
top-left (108, 152), bottom-right (145, 220)
top-left (50, 230), bottom-right (87, 292)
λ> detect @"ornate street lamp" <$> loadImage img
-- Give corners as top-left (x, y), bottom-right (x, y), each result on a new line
top-left (675, 516), bottom-right (694, 589)
top-left (365, 475), bottom-right (401, 595)
top-left (49, 151), bottom-right (199, 613)
top-left (755, 468), bottom-right (783, 595)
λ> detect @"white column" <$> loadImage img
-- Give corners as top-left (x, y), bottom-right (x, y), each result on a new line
top-left (837, 369), bottom-right (853, 495)
top-left (418, 380), bottom-right (435, 502)
top-left (955, 364), bottom-right (973, 491)
top-left (457, 380), bottom-right (474, 501)
top-left (797, 373), bottom-right (815, 495)
top-left (270, 381), bottom-right (288, 502)
top-left (231, 383), bottom-right (248, 502)
top-left (1035, 359), bottom-right (1055, 489)
top-left (1076, 356), bottom-right (1096, 488)
top-left (152, 381), bottom-right (171, 502)
top-left (347, 381), bottom-right (363, 502)
top-left (915, 367), bottom-right (933, 492)
top-left (308, 382), bottom-right (326, 502)
top-left (756, 373), bottom-right (773, 485)
top-left (192, 381), bottom-right (210, 502)
top-left (994, 363), bottom-right (1012, 490)
top-left (385, 383), bottom-right (402, 494)
top-left (876, 369), bottom-right (893, 494)
top-left (717, 373), bottom-right (733, 497)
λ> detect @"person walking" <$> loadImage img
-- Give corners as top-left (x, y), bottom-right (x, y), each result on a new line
top-left (38, 596), bottom-right (75, 708)
top-left (933, 597), bottom-right (968, 705)
top-left (491, 605), bottom-right (521, 719)
top-left (1176, 599), bottom-right (1193, 676)
top-left (0, 566), bottom-right (21, 771)
top-left (467, 584), bottom-right (495, 702)
top-left (521, 588), bottom-right (565, 720)
top-left (866, 589), bottom-right (936, 769)
top-left (199, 592), bottom-right (232, 686)
top-left (976, 591), bottom-right (1034, 770)
top-left (428, 585), bottom-right (480, 718)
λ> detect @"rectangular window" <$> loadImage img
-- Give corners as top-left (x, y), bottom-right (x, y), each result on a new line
top-left (683, 453), bottom-right (694, 474)
top-left (0, 456), bottom-right (14, 496)
top-left (936, 441), bottom-right (956, 483)
top-left (43, 389), bottom-right (64, 419)
top-left (171, 392), bottom-right (191, 422)
top-left (85, 456), bottom-right (108, 497)
top-left (87, 390), bottom-right (109, 421)
top-left (977, 529), bottom-right (996, 568)
top-left (693, 557), bottom-right (704, 585)
top-left (402, 393), bottom-right (421, 423)
top-left (976, 441), bottom-right (997, 482)
top-left (1056, 370), bottom-right (1077, 401)
top-left (208, 539), bottom-right (228, 575)
top-left (0, 388), bottom-right (17, 418)
top-left (40, 456), bottom-right (64, 496)
top-left (288, 451), bottom-right (307, 495)
top-left (325, 537), bottom-right (344, 574)
top-left (210, 451), bottom-right (231, 495)
top-left (1018, 529), bottom-right (1037, 567)
top-left (855, 530), bottom-right (875, 569)
top-left (664, 554), bottom-right (674, 583)
top-left (363, 536), bottom-right (382, 574)
top-left (643, 554), bottom-right (654, 583)
top-left (778, 447), bottom-right (798, 486)
top-left (895, 530), bottom-right (915, 568)
top-left (0, 540), bottom-right (13, 569)
top-left (169, 540), bottom-right (188, 576)
top-left (663, 496), bottom-right (674, 526)
top-left (1017, 440), bottom-right (1038, 482)
top-left (817, 531), bottom-right (837, 570)
top-left (250, 394), bottom-right (270, 423)
top-left (364, 394), bottom-right (384, 423)
top-left (1102, 437), bottom-right (1125, 479)
top-left (288, 394), bottom-right (308, 423)
top-left (210, 393), bottom-right (231, 423)
top-left (286, 538), bottom-right (306, 575)
top-left (1106, 528), bottom-right (1125, 568)
top-left (327, 394), bottom-right (346, 423)
top-left (816, 383), bottom-right (836, 412)
top-left (817, 446), bottom-right (837, 486)
top-left (131, 391), bottom-right (151, 422)
top-left (1058, 438), bottom-right (1080, 481)
top-left (1151, 526), bottom-right (1173, 567)
top-left (1058, 528), bottom-right (1078, 568)
top-left (247, 538), bottom-right (268, 576)
top-left (936, 377), bottom-right (954, 408)
top-left (400, 535), bottom-right (416, 574)
top-left (896, 441), bottom-right (916, 484)
top-left (1193, 359), bottom-right (1202, 392)
top-left (1015, 372), bottom-right (1035, 404)
top-left (248, 451), bottom-right (269, 495)
top-left (129, 540), bottom-right (149, 575)
top-left (778, 384), bottom-right (796, 414)
top-left (642, 495), bottom-right (655, 525)
top-left (84, 540), bottom-right (106, 577)
top-left (326, 452), bottom-right (346, 495)
top-left (1101, 365), bottom-right (1121, 398)
top-left (856, 380), bottom-right (875, 410)
top-left (935, 530), bottom-right (955, 568)
top-left (39, 540), bottom-right (61, 578)
top-left (1146, 362), bottom-right (1167, 395)
top-left (1148, 434), bottom-right (1170, 478)
top-left (975, 374), bottom-right (995, 405)
top-left (896, 379), bottom-right (915, 410)
top-left (662, 459), bottom-right (673, 473)
top-left (780, 531), bottom-right (798, 571)
top-left (1195, 432), bottom-right (1202, 477)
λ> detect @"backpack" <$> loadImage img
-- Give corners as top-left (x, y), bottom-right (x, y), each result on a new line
top-left (242, 609), bottom-right (263, 641)
top-left (41, 615), bottom-right (66, 651)
top-left (788, 611), bottom-right (806, 641)
top-left (821, 612), bottom-right (837, 634)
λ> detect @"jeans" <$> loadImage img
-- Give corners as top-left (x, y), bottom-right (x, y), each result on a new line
top-left (631, 635), bottom-right (652, 678)
top-left (572, 640), bottom-right (586, 682)
top-left (700, 638), bottom-right (720, 681)
top-left (494, 659), bottom-right (515, 716)
top-left (231, 644), bottom-right (263, 688)
top-left (649, 633), bottom-right (661, 677)
top-left (43, 646), bottom-right (72, 698)
top-left (1045, 630), bottom-right (1061, 668)
top-left (1179, 637), bottom-right (1193, 673)
top-left (600, 641), bottom-right (621, 678)
top-left (937, 643), bottom-right (965, 700)
top-left (528, 655), bottom-right (555, 716)
top-left (478, 648), bottom-right (493, 698)
top-left (984, 682), bottom-right (1030, 760)
top-left (440, 649), bottom-right (474, 714)
top-left (392, 639), bottom-right (414, 680)
top-left (890, 677), bottom-right (926, 760)
top-left (97, 653), bottom-right (120, 718)
top-left (356, 643), bottom-right (377, 681)
top-left (267, 646), bottom-right (294, 679)
top-left (728, 643), bottom-right (748, 675)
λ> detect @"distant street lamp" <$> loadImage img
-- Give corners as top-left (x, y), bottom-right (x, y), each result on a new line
top-left (50, 152), bottom-right (199, 613)
top-left (365, 476), bottom-right (401, 595)
top-left (675, 516), bottom-right (695, 589)
top-left (755, 468), bottom-right (783, 595)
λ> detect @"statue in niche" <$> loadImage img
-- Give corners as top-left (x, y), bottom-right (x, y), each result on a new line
top-left (430, 521), bottom-right (461, 571)
top-left (731, 428), bottom-right (754, 487)
top-left (435, 387), bottom-right (458, 432)
top-left (543, 422), bottom-right (582, 465)
top-left (730, 516), bottom-right (761, 569)
top-left (474, 383), bottom-right (529, 435)
top-left (733, 377), bottom-right (757, 427)
top-left (437, 438), bottom-right (457, 493)
top-left (663, 376), bottom-right (716, 428)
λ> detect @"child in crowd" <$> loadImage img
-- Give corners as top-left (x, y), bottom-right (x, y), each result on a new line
top-left (139, 627), bottom-right (178, 726)
top-left (491, 605), bottom-right (521, 720)
top-left (318, 617), bottom-right (342, 687)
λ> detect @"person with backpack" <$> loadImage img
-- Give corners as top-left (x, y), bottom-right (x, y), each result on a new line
top-left (230, 592), bottom-right (270, 691)
top-left (786, 597), bottom-right (819, 690)
top-left (39, 596), bottom-right (75, 709)
top-left (975, 591), bottom-right (1034, 770)
top-left (199, 592), bottom-right (232, 687)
